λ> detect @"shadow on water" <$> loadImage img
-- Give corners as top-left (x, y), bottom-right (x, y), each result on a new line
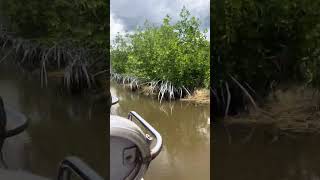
top-left (111, 82), bottom-right (210, 180)
top-left (214, 122), bottom-right (320, 180)
top-left (0, 63), bottom-right (107, 178)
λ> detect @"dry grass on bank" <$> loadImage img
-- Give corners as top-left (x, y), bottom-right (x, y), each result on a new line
top-left (180, 89), bottom-right (210, 104)
top-left (226, 85), bottom-right (320, 134)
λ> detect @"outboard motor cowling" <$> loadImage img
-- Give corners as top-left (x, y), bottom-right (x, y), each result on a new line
top-left (110, 115), bottom-right (150, 180)
top-left (110, 97), bottom-right (162, 180)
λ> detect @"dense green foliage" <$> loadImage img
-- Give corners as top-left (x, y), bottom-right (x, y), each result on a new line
top-left (0, 0), bottom-right (107, 48)
top-left (0, 0), bottom-right (108, 92)
top-left (111, 7), bottom-right (210, 93)
top-left (212, 0), bottom-right (320, 116)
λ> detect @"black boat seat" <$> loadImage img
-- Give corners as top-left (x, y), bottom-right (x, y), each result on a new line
top-left (0, 169), bottom-right (50, 180)
top-left (0, 97), bottom-right (28, 139)
top-left (0, 156), bottom-right (103, 180)
top-left (57, 156), bottom-right (104, 180)
top-left (0, 97), bottom-right (102, 180)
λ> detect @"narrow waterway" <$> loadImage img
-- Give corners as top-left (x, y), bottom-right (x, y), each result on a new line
top-left (111, 82), bottom-right (210, 180)
top-left (214, 122), bottom-right (320, 180)
top-left (0, 63), bottom-right (107, 178)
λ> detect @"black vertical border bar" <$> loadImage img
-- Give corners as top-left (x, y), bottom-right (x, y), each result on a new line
top-left (105, 0), bottom-right (111, 178)
top-left (210, 0), bottom-right (217, 179)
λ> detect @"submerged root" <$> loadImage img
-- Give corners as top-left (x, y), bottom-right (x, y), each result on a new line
top-left (0, 29), bottom-right (105, 92)
top-left (111, 72), bottom-right (202, 102)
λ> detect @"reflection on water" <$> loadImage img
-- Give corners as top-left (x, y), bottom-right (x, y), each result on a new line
top-left (214, 123), bottom-right (320, 180)
top-left (111, 82), bottom-right (210, 180)
top-left (0, 64), bottom-right (107, 178)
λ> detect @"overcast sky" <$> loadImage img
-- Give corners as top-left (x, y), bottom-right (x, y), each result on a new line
top-left (110, 0), bottom-right (210, 42)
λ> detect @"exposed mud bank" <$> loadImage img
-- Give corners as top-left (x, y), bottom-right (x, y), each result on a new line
top-left (224, 85), bottom-right (320, 136)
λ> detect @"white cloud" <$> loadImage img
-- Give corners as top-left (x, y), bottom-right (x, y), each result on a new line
top-left (111, 0), bottom-right (209, 29)
top-left (110, 0), bottom-right (210, 42)
top-left (176, 0), bottom-right (209, 12)
top-left (110, 13), bottom-right (125, 43)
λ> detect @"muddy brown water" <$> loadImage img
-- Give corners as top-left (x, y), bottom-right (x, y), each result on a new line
top-left (214, 122), bottom-right (320, 180)
top-left (0, 63), bottom-right (210, 179)
top-left (111, 82), bottom-right (210, 180)
top-left (0, 63), bottom-right (107, 178)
